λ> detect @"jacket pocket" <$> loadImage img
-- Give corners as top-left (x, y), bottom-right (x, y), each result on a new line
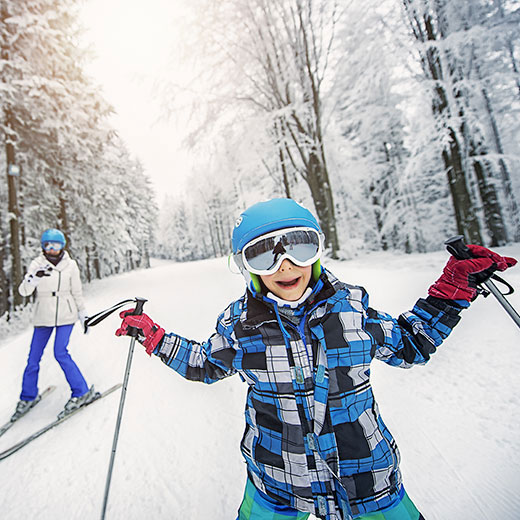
top-left (58, 296), bottom-right (76, 325)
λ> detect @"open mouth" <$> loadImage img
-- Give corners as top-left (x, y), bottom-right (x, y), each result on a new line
top-left (276, 277), bottom-right (300, 288)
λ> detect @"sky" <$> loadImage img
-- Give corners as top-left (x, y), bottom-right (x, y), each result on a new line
top-left (1, 246), bottom-right (520, 518)
top-left (79, 0), bottom-right (193, 200)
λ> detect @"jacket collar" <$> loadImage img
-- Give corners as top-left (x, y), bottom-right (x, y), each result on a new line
top-left (38, 250), bottom-right (70, 271)
top-left (242, 270), bottom-right (337, 328)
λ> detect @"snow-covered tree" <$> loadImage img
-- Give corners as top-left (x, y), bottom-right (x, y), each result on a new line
top-left (154, 0), bottom-right (519, 261)
top-left (401, 0), bottom-right (520, 245)
top-left (330, 1), bottom-right (428, 253)
top-left (163, 0), bottom-right (341, 256)
top-left (0, 0), bottom-right (158, 319)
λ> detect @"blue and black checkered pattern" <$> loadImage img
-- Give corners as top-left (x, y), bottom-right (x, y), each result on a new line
top-left (156, 269), bottom-right (464, 520)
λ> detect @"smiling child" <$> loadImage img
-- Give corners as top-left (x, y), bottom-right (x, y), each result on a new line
top-left (115, 198), bottom-right (516, 520)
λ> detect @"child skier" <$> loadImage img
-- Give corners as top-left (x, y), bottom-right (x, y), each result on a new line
top-left (115, 198), bottom-right (516, 520)
top-left (14, 229), bottom-right (97, 420)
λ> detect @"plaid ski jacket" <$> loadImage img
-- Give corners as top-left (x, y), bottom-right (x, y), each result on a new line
top-left (155, 269), bottom-right (464, 519)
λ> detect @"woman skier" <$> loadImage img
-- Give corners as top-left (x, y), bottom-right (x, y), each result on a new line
top-left (13, 229), bottom-right (97, 421)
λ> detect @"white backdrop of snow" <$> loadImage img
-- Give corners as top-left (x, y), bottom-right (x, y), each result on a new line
top-left (1, 246), bottom-right (519, 519)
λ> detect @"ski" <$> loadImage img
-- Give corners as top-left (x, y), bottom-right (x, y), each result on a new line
top-left (0, 385), bottom-right (57, 439)
top-left (0, 383), bottom-right (122, 462)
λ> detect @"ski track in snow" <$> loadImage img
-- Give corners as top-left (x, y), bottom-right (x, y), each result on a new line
top-left (0, 246), bottom-right (519, 520)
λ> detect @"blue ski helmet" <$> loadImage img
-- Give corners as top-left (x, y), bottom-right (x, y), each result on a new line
top-left (41, 228), bottom-right (66, 248)
top-left (232, 198), bottom-right (322, 292)
top-left (232, 198), bottom-right (321, 254)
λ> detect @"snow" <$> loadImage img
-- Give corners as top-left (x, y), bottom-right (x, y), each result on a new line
top-left (1, 246), bottom-right (519, 520)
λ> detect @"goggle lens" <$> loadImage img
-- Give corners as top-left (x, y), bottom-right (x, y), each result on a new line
top-left (43, 241), bottom-right (63, 251)
top-left (242, 228), bottom-right (321, 275)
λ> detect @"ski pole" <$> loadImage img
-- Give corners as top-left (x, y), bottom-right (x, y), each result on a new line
top-left (445, 236), bottom-right (520, 330)
top-left (101, 297), bottom-right (147, 520)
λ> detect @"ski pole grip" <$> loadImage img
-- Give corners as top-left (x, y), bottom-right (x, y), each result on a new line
top-left (132, 297), bottom-right (147, 316)
top-left (126, 297), bottom-right (148, 338)
top-left (445, 235), bottom-right (473, 260)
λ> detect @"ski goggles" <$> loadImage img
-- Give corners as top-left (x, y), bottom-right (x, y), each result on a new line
top-left (239, 227), bottom-right (322, 275)
top-left (43, 241), bottom-right (64, 252)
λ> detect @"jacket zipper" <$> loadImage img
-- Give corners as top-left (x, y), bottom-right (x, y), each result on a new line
top-left (284, 315), bottom-right (354, 520)
top-left (55, 271), bottom-right (61, 326)
top-left (270, 300), bottom-right (356, 519)
top-left (283, 301), bottom-right (322, 380)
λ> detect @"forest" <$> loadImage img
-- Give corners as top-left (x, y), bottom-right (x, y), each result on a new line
top-left (157, 0), bottom-right (520, 261)
top-left (0, 0), bottom-right (157, 322)
top-left (2, 0), bottom-right (519, 322)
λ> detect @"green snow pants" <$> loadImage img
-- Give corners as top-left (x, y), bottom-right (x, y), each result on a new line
top-left (237, 478), bottom-right (424, 519)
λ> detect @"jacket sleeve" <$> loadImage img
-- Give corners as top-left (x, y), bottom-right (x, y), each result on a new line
top-left (365, 293), bottom-right (468, 368)
top-left (70, 260), bottom-right (86, 313)
top-left (152, 307), bottom-right (239, 384)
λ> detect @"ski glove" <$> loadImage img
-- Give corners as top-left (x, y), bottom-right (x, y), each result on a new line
top-left (78, 310), bottom-right (89, 334)
top-left (115, 309), bottom-right (165, 355)
top-left (24, 266), bottom-right (52, 287)
top-left (428, 244), bottom-right (517, 301)
top-left (35, 266), bottom-right (53, 277)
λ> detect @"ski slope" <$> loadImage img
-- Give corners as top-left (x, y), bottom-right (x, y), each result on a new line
top-left (1, 246), bottom-right (519, 520)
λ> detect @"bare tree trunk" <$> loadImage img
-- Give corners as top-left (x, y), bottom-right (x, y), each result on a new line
top-left (305, 150), bottom-right (339, 256)
top-left (280, 155), bottom-right (292, 199)
top-left (214, 213), bottom-right (225, 256)
top-left (271, 120), bottom-right (292, 199)
top-left (239, 0), bottom-right (341, 255)
top-left (479, 84), bottom-right (520, 239)
top-left (92, 246), bottom-right (101, 279)
top-left (493, 0), bottom-right (520, 99)
top-left (298, 1), bottom-right (339, 256)
top-left (85, 246), bottom-right (92, 282)
top-left (142, 245), bottom-right (150, 269)
top-left (507, 41), bottom-right (520, 99)
top-left (442, 133), bottom-right (483, 243)
top-left (471, 159), bottom-right (506, 245)
top-left (6, 133), bottom-right (23, 308)
top-left (369, 184), bottom-right (388, 251)
top-left (0, 223), bottom-right (9, 317)
top-left (403, 0), bottom-right (485, 244)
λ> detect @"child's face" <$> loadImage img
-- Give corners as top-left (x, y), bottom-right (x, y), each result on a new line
top-left (260, 259), bottom-right (312, 301)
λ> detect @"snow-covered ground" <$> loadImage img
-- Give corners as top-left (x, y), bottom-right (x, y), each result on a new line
top-left (1, 246), bottom-right (519, 520)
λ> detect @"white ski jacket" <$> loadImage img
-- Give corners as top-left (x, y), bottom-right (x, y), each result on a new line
top-left (18, 251), bottom-right (86, 327)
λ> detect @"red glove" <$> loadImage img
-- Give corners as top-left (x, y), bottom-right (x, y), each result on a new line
top-left (429, 244), bottom-right (517, 301)
top-left (115, 309), bottom-right (165, 355)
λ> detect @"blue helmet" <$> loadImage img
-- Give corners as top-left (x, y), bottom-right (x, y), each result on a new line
top-left (232, 199), bottom-right (322, 292)
top-left (232, 198), bottom-right (321, 254)
top-left (41, 228), bottom-right (66, 248)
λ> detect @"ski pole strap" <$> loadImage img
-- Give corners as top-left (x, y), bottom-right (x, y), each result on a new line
top-left (84, 299), bottom-right (137, 329)
top-left (490, 273), bottom-right (514, 296)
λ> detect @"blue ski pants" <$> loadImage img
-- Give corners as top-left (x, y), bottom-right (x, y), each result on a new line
top-left (20, 325), bottom-right (89, 401)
